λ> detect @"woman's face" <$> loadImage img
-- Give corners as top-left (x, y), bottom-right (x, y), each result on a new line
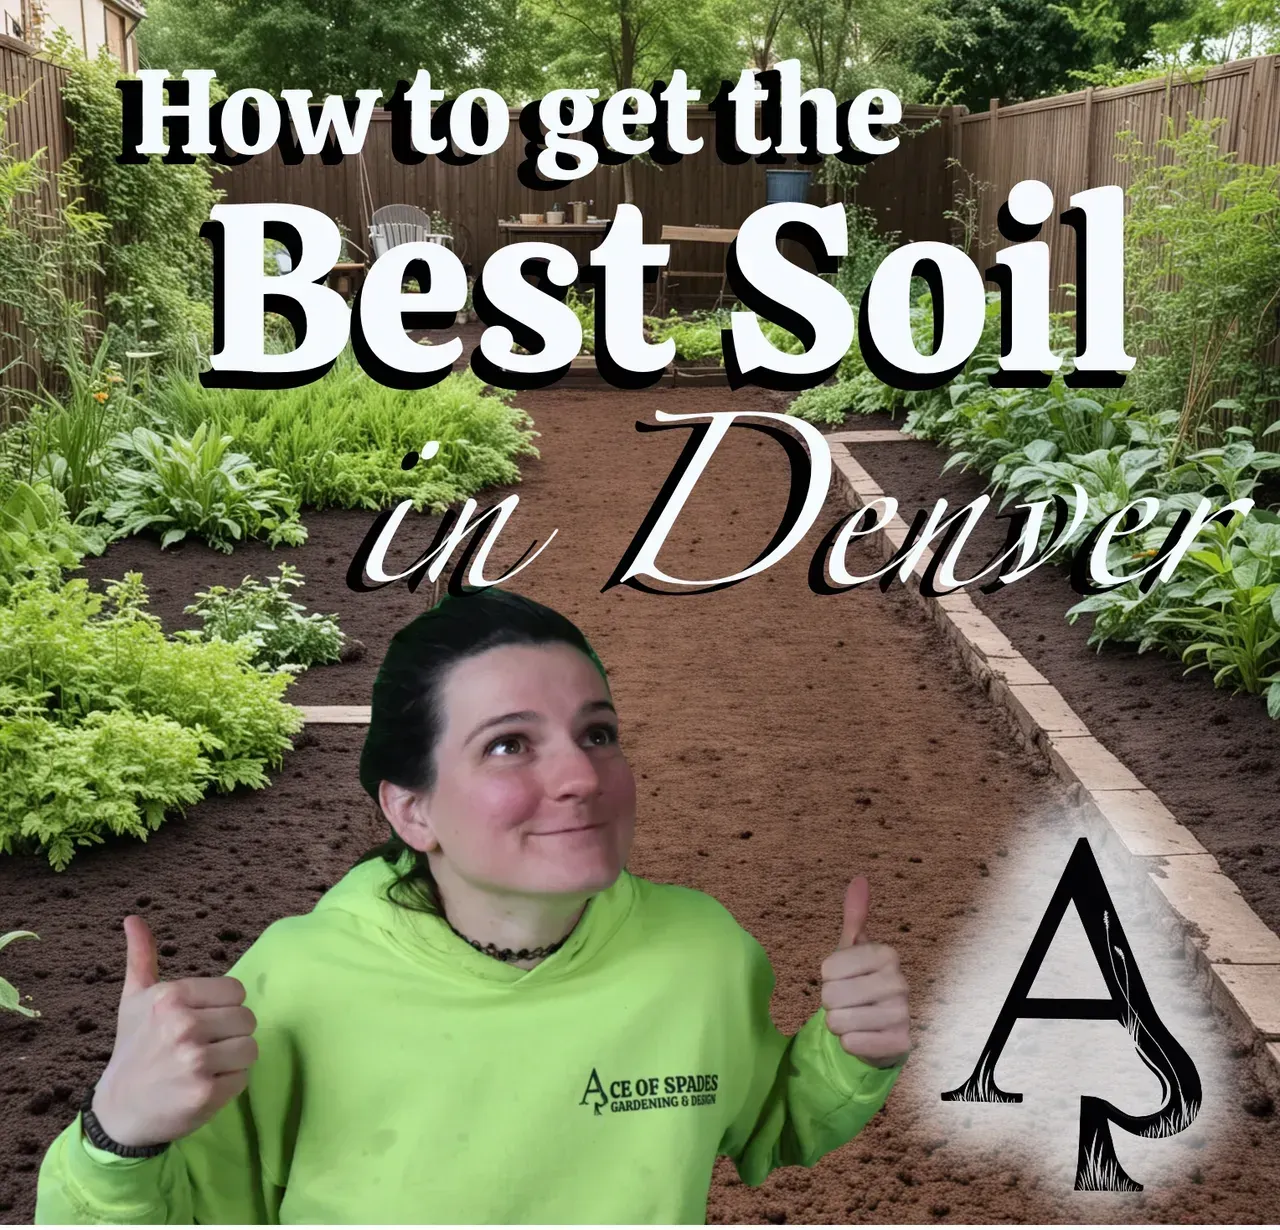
top-left (410, 641), bottom-right (636, 899)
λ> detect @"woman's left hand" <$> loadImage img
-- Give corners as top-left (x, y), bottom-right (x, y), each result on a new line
top-left (820, 876), bottom-right (911, 1068)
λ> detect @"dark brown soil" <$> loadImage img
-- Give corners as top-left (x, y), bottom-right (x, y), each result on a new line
top-left (834, 411), bottom-right (1280, 943)
top-left (2, 386), bottom-right (1278, 1224)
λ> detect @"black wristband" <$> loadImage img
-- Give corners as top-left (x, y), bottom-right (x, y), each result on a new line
top-left (79, 1087), bottom-right (170, 1159)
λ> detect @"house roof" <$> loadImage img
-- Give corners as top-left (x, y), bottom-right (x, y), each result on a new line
top-left (107, 0), bottom-right (148, 21)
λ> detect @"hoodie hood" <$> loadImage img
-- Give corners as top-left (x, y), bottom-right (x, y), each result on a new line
top-left (310, 850), bottom-right (638, 987)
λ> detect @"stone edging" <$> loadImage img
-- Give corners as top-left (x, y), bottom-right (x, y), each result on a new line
top-left (828, 437), bottom-right (1280, 1099)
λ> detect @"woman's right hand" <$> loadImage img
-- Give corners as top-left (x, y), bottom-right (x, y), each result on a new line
top-left (90, 915), bottom-right (259, 1149)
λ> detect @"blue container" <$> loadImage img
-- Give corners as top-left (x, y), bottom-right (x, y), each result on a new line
top-left (765, 168), bottom-right (812, 204)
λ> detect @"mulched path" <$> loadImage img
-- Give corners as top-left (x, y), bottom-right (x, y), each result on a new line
top-left (1, 383), bottom-right (1278, 1223)
top-left (837, 411), bottom-right (1280, 944)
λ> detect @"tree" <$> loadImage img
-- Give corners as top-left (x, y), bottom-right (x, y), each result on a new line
top-left (1149, 0), bottom-right (1280, 62)
top-left (759, 0), bottom-right (943, 202)
top-left (772, 0), bottom-right (943, 100)
top-left (911, 0), bottom-right (1193, 109)
top-left (531, 0), bottom-right (743, 201)
top-left (137, 0), bottom-right (539, 99)
top-left (739, 0), bottom-right (793, 71)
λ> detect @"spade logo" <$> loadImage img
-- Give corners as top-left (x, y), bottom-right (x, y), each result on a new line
top-left (579, 1067), bottom-right (608, 1116)
top-left (942, 837), bottom-right (1202, 1190)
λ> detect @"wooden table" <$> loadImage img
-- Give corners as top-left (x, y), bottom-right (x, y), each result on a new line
top-left (327, 261), bottom-right (367, 297)
top-left (497, 220), bottom-right (610, 245)
top-left (497, 221), bottom-right (611, 289)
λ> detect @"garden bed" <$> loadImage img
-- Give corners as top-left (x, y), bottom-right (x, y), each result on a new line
top-left (3, 388), bottom-right (1278, 1224)
top-left (824, 412), bottom-right (1280, 942)
top-left (75, 505), bottom-right (454, 706)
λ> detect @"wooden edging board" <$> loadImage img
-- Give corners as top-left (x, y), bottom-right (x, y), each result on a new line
top-left (828, 441), bottom-right (1280, 1098)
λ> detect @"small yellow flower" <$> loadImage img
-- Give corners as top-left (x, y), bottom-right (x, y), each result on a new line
top-left (105, 373), bottom-right (123, 384)
top-left (92, 391), bottom-right (108, 403)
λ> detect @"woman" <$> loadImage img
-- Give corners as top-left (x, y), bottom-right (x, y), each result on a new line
top-left (36, 588), bottom-right (910, 1224)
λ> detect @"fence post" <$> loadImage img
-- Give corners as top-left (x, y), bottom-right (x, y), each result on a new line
top-left (1082, 86), bottom-right (1094, 190)
top-left (1237, 54), bottom-right (1276, 167)
top-left (987, 97), bottom-right (999, 179)
top-left (946, 104), bottom-right (966, 245)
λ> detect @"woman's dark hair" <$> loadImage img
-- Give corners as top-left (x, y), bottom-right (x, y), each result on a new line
top-left (353, 587), bottom-right (610, 917)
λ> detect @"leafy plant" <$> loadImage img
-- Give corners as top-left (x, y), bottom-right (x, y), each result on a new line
top-left (0, 928), bottom-right (39, 1017)
top-left (183, 564), bottom-right (346, 671)
top-left (645, 305), bottom-right (805, 365)
top-left (0, 705), bottom-right (209, 871)
top-left (102, 423), bottom-right (307, 553)
top-left (646, 308), bottom-right (727, 362)
top-left (1167, 430), bottom-right (1280, 505)
top-left (0, 479), bottom-right (106, 600)
top-left (1120, 116), bottom-right (1280, 454)
top-left (0, 573), bottom-right (303, 804)
top-left (19, 332), bottom-right (139, 519)
top-left (52, 36), bottom-right (221, 366)
top-left (1147, 512), bottom-right (1280, 713)
top-left (834, 200), bottom-right (899, 307)
top-left (1069, 511), bottom-right (1280, 717)
top-left (788, 381), bottom-right (868, 426)
top-left (0, 91), bottom-right (106, 410)
top-left (566, 286), bottom-right (595, 354)
top-left (148, 353), bottom-right (538, 513)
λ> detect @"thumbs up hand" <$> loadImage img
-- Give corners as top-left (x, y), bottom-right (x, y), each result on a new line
top-left (820, 877), bottom-right (911, 1068)
top-left (90, 916), bottom-right (259, 1149)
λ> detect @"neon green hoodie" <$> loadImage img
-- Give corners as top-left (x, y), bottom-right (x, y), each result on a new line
top-left (36, 855), bottom-right (905, 1224)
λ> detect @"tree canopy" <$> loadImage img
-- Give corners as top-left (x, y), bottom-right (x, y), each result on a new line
top-left (138, 0), bottom-right (537, 99)
top-left (135, 0), bottom-right (1276, 126)
top-left (911, 0), bottom-right (1194, 109)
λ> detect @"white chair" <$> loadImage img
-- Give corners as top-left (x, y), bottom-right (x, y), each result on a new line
top-left (368, 204), bottom-right (454, 259)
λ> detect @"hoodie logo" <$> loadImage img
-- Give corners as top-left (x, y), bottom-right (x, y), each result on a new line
top-left (580, 1068), bottom-right (719, 1115)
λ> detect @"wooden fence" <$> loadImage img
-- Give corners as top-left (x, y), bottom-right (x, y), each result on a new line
top-left (950, 55), bottom-right (1280, 312)
top-left (216, 103), bottom-right (955, 295)
top-left (216, 55), bottom-right (1280, 316)
top-left (0, 37), bottom-right (103, 404)
top-left (1, 41), bottom-right (1279, 391)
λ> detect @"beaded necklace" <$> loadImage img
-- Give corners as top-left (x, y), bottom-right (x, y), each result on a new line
top-left (444, 917), bottom-right (570, 963)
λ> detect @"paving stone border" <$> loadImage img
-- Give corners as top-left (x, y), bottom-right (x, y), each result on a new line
top-left (828, 434), bottom-right (1280, 1098)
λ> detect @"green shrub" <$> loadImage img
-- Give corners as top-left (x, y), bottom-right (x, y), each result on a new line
top-left (1068, 511), bottom-right (1280, 717)
top-left (102, 423), bottom-right (307, 552)
top-left (645, 306), bottom-right (806, 364)
top-left (833, 202), bottom-right (898, 313)
top-left (566, 286), bottom-right (595, 354)
top-left (0, 92), bottom-right (106, 404)
top-left (646, 309), bottom-right (727, 362)
top-left (183, 564), bottom-right (346, 671)
top-left (0, 479), bottom-right (105, 600)
top-left (0, 928), bottom-right (40, 1017)
top-left (788, 381), bottom-right (869, 426)
top-left (1121, 116), bottom-right (1280, 454)
top-left (0, 704), bottom-right (209, 871)
top-left (0, 573), bottom-right (302, 800)
top-left (148, 354), bottom-right (539, 513)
